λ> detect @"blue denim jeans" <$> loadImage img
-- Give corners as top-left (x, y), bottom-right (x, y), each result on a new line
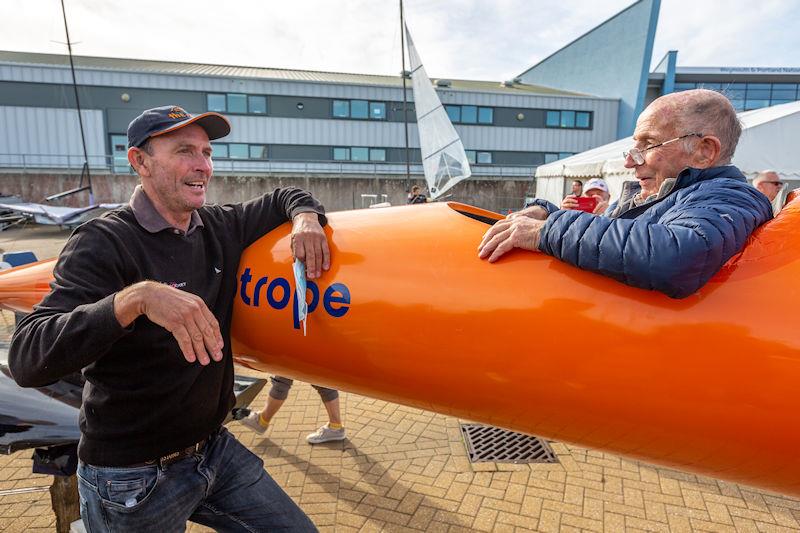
top-left (77, 427), bottom-right (316, 532)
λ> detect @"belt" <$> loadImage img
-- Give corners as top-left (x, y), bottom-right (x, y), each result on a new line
top-left (130, 430), bottom-right (216, 469)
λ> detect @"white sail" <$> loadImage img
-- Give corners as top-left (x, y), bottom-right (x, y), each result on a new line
top-left (405, 26), bottom-right (472, 199)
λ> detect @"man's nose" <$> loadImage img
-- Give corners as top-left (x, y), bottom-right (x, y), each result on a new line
top-left (196, 154), bottom-right (213, 175)
top-left (623, 152), bottom-right (639, 169)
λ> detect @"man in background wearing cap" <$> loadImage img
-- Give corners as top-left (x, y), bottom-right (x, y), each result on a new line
top-left (481, 89), bottom-right (772, 299)
top-left (9, 105), bottom-right (324, 531)
top-left (560, 177), bottom-right (611, 215)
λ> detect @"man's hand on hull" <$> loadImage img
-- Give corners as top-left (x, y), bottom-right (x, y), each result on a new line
top-left (291, 212), bottom-right (331, 280)
top-left (478, 217), bottom-right (545, 262)
top-left (114, 281), bottom-right (224, 365)
top-left (508, 205), bottom-right (549, 220)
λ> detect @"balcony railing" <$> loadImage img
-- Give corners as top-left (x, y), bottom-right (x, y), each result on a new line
top-left (0, 153), bottom-right (537, 179)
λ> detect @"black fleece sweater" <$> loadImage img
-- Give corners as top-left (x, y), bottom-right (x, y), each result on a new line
top-left (9, 187), bottom-right (326, 466)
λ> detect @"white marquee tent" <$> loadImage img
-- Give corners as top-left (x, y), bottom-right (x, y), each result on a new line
top-left (535, 100), bottom-right (800, 207)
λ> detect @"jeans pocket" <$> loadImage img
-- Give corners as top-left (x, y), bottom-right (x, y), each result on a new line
top-left (97, 466), bottom-right (160, 513)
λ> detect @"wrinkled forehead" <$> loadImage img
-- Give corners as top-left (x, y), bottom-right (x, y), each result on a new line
top-left (633, 102), bottom-right (678, 141)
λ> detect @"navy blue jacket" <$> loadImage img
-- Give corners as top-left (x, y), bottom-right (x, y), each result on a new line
top-left (534, 166), bottom-right (773, 298)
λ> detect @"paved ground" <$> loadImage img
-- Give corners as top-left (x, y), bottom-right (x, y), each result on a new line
top-left (1, 225), bottom-right (799, 532)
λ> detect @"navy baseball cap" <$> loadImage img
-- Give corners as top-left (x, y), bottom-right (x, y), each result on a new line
top-left (127, 105), bottom-right (231, 149)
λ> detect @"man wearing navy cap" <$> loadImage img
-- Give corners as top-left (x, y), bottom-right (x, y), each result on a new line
top-left (10, 105), bottom-right (325, 531)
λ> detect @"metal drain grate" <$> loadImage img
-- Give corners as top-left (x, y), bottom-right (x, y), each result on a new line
top-left (460, 424), bottom-right (558, 464)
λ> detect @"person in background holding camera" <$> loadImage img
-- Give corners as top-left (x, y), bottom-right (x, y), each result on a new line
top-left (560, 178), bottom-right (611, 215)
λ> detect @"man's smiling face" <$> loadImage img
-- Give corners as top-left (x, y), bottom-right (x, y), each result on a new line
top-left (138, 124), bottom-right (213, 227)
top-left (626, 103), bottom-right (695, 199)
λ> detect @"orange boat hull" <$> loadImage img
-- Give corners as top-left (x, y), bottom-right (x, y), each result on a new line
top-left (3, 198), bottom-right (799, 496)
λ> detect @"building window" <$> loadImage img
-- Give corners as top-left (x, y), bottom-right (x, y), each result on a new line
top-left (461, 105), bottom-right (478, 124)
top-left (351, 147), bottom-right (369, 161)
top-left (207, 93), bottom-right (226, 112)
top-left (211, 143), bottom-right (271, 161)
top-left (370, 102), bottom-right (386, 120)
top-left (445, 105), bottom-right (461, 123)
top-left (772, 84), bottom-right (798, 100)
top-left (465, 150), bottom-right (492, 164)
top-left (545, 110), bottom-right (592, 130)
top-left (576, 112), bottom-right (591, 129)
top-left (208, 93), bottom-right (268, 115)
top-left (249, 145), bottom-right (268, 159)
top-left (445, 105), bottom-right (494, 125)
top-left (333, 100), bottom-right (350, 118)
top-left (227, 94), bottom-right (247, 114)
top-left (333, 147), bottom-right (350, 160)
top-left (478, 107), bottom-right (493, 124)
top-left (350, 100), bottom-right (369, 119)
top-left (542, 152), bottom-right (573, 163)
top-left (332, 99), bottom-right (386, 120)
top-left (248, 96), bottom-right (267, 114)
top-left (560, 111), bottom-right (575, 128)
top-left (333, 146), bottom-right (388, 161)
top-left (229, 143), bottom-right (249, 159)
top-left (211, 143), bottom-right (228, 158)
top-left (744, 99), bottom-right (770, 110)
top-left (675, 81), bottom-right (800, 111)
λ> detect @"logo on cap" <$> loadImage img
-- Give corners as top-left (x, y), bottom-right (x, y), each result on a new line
top-left (167, 107), bottom-right (189, 120)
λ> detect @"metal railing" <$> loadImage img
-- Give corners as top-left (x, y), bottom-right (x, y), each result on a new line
top-left (0, 153), bottom-right (537, 179)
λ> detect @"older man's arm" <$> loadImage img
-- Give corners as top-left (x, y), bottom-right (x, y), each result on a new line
top-left (538, 182), bottom-right (772, 298)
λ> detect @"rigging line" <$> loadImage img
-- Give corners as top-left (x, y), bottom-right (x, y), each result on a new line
top-left (399, 0), bottom-right (412, 186)
top-left (60, 0), bottom-right (92, 202)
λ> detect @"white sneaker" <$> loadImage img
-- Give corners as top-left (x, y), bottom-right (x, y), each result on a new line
top-left (306, 424), bottom-right (346, 444)
top-left (240, 412), bottom-right (268, 435)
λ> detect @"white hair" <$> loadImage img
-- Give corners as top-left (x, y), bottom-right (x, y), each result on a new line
top-left (674, 89), bottom-right (742, 164)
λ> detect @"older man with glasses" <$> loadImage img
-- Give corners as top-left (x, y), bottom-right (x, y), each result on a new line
top-left (479, 89), bottom-right (773, 299)
top-left (753, 170), bottom-right (785, 202)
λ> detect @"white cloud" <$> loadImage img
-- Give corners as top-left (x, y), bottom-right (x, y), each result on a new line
top-left (0, 0), bottom-right (797, 80)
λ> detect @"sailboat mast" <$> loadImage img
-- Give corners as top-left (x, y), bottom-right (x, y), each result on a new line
top-left (60, 0), bottom-right (92, 202)
top-left (399, 0), bottom-right (411, 187)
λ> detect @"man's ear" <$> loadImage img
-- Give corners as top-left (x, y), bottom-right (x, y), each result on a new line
top-left (128, 147), bottom-right (151, 177)
top-left (692, 135), bottom-right (722, 168)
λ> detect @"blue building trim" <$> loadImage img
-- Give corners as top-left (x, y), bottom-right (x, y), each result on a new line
top-left (516, 0), bottom-right (661, 140)
top-left (662, 50), bottom-right (678, 95)
top-left (631, 0), bottom-right (662, 127)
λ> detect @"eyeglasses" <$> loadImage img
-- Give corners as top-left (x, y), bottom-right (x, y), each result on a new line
top-left (623, 132), bottom-right (703, 165)
top-left (762, 181), bottom-right (784, 186)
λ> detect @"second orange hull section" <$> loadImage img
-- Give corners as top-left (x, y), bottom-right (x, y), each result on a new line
top-left (232, 200), bottom-right (800, 497)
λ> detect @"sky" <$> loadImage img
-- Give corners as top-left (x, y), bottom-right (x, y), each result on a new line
top-left (1, 0), bottom-right (798, 81)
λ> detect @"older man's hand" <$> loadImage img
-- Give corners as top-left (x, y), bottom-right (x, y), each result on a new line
top-left (507, 205), bottom-right (549, 220)
top-left (291, 212), bottom-right (331, 279)
top-left (478, 216), bottom-right (546, 262)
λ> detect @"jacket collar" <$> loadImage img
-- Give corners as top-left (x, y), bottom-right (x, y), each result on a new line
top-left (610, 165), bottom-right (746, 219)
top-left (129, 185), bottom-right (204, 235)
